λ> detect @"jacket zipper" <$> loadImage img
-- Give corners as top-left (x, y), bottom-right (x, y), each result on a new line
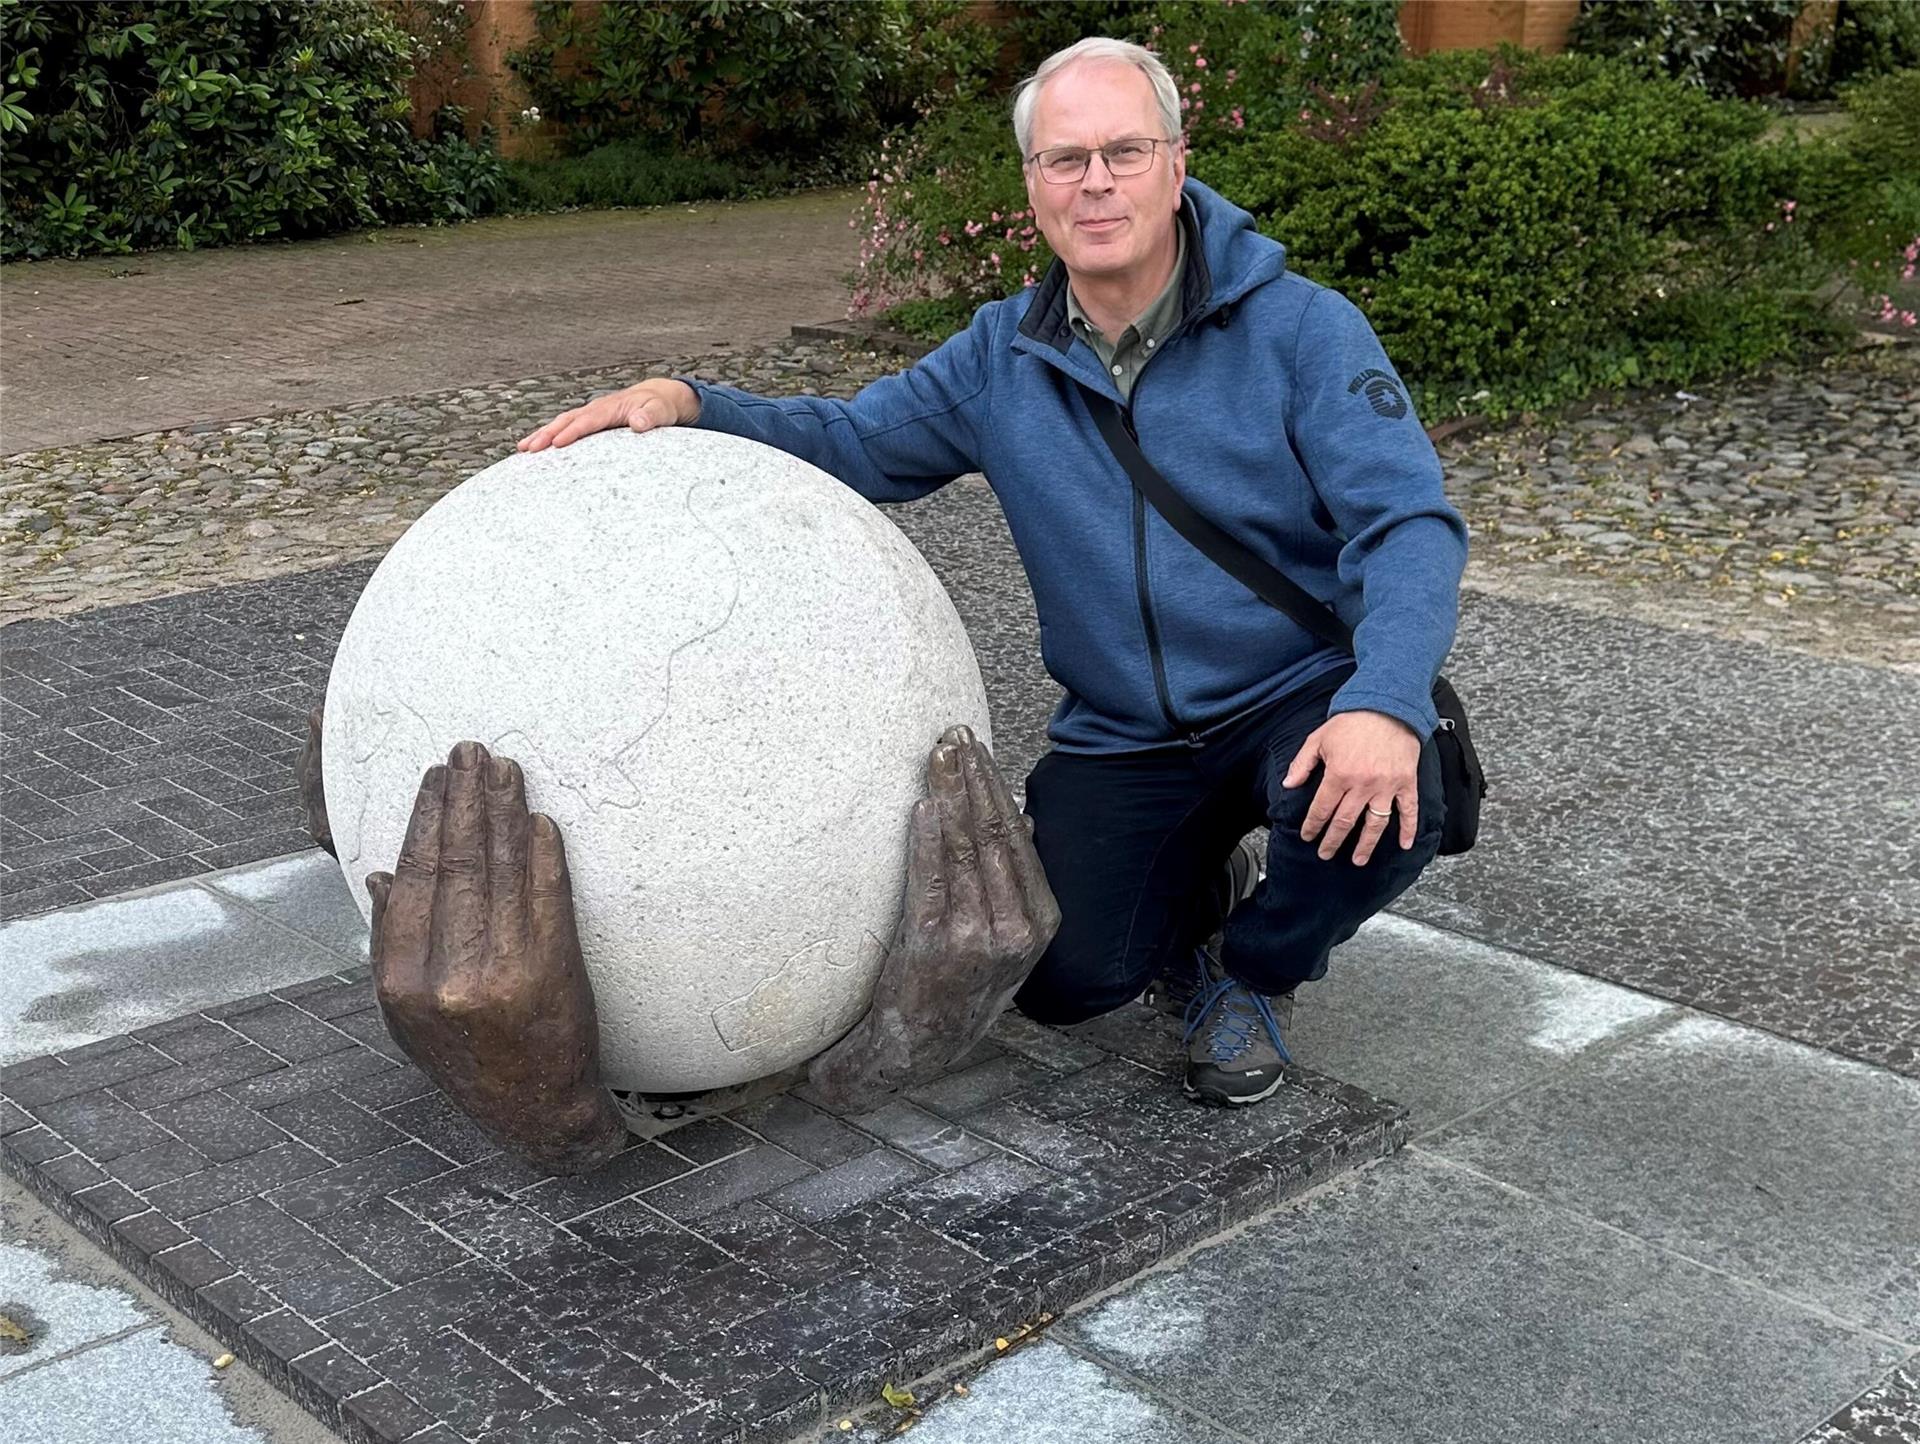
top-left (1105, 302), bottom-right (1233, 749)
top-left (1120, 405), bottom-right (1199, 747)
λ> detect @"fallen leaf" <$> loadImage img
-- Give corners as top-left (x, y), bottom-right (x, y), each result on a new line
top-left (994, 1337), bottom-right (1009, 1351)
top-left (0, 1313), bottom-right (31, 1345)
top-left (213, 1353), bottom-right (235, 1368)
top-left (838, 1420), bottom-right (853, 1432)
top-left (1038, 1313), bottom-right (1054, 1324)
top-left (881, 1382), bottom-right (916, 1408)
top-left (953, 1383), bottom-right (970, 1396)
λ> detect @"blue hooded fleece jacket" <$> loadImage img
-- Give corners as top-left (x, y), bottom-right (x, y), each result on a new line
top-left (685, 178), bottom-right (1468, 753)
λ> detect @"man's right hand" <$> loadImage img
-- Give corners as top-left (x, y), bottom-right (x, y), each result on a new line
top-left (516, 377), bottom-right (700, 453)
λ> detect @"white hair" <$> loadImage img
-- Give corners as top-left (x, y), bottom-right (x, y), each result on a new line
top-left (1011, 37), bottom-right (1182, 158)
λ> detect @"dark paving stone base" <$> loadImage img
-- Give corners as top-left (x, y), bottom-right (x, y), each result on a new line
top-left (0, 564), bottom-right (375, 919)
top-left (0, 974), bottom-right (1402, 1444)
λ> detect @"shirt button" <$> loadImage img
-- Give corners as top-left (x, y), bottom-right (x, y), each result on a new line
top-left (1145, 338), bottom-right (1156, 348)
top-left (1111, 364), bottom-right (1123, 376)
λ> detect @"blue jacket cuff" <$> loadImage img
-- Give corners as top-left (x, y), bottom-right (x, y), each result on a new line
top-left (1326, 684), bottom-right (1438, 743)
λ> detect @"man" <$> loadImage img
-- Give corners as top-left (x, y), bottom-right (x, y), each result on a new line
top-left (519, 37), bottom-right (1467, 1108)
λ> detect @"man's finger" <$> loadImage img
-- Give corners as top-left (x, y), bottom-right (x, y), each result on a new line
top-left (1398, 783), bottom-right (1420, 850)
top-left (516, 410), bottom-right (575, 453)
top-left (1318, 794), bottom-right (1369, 862)
top-left (1298, 771), bottom-right (1342, 843)
top-left (551, 414), bottom-right (603, 449)
top-left (627, 396), bottom-right (671, 434)
top-left (1283, 726), bottom-right (1326, 790)
top-left (1350, 803), bottom-right (1393, 867)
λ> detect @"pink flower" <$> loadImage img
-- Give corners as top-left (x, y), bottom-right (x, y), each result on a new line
top-left (1903, 311), bottom-right (1918, 328)
top-left (1782, 199), bottom-right (1796, 212)
top-left (1023, 270), bottom-right (1037, 287)
top-left (1231, 107), bottom-right (1245, 129)
top-left (1189, 82), bottom-right (1202, 94)
top-left (964, 220), bottom-right (983, 237)
top-left (1189, 43), bottom-right (1199, 53)
top-left (1195, 57), bottom-right (1207, 68)
top-left (1765, 222), bottom-right (1775, 232)
top-left (990, 251), bottom-right (1000, 265)
top-left (991, 211), bottom-right (1001, 222)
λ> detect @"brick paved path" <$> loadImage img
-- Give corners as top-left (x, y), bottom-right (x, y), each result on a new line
top-left (0, 190), bottom-right (859, 455)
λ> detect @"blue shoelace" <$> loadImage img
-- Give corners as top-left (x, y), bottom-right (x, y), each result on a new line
top-left (1181, 974), bottom-right (1292, 1066)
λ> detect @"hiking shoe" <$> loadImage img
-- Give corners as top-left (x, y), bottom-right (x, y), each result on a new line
top-left (1183, 977), bottom-right (1294, 1106)
top-left (1140, 835), bottom-right (1264, 1018)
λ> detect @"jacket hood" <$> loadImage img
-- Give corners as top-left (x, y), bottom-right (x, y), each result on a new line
top-left (1016, 177), bottom-right (1289, 354)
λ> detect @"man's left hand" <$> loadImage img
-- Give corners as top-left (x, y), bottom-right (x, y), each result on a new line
top-left (1283, 710), bottom-right (1421, 866)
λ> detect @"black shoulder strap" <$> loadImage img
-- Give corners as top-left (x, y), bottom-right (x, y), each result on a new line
top-left (1078, 384), bottom-right (1355, 654)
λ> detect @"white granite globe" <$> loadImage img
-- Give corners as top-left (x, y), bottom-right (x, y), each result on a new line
top-left (323, 428), bottom-right (990, 1093)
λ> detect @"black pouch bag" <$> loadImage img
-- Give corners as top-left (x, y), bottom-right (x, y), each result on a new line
top-left (1080, 387), bottom-right (1487, 855)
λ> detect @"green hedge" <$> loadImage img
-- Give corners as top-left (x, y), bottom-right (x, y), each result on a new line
top-left (0, 0), bottom-right (506, 260)
top-left (1568, 0), bottom-right (1920, 99)
top-left (504, 0), bottom-right (999, 161)
top-left (866, 50), bottom-right (1919, 420)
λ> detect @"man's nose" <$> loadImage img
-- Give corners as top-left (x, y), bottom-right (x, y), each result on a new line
top-left (1079, 152), bottom-right (1117, 193)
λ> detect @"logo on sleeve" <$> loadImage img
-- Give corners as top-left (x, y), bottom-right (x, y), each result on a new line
top-left (1347, 368), bottom-right (1408, 420)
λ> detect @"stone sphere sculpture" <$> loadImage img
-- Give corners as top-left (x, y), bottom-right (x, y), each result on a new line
top-left (323, 428), bottom-right (991, 1093)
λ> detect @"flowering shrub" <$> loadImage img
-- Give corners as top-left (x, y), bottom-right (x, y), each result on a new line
top-left (848, 96), bottom-right (1044, 334)
top-left (1798, 67), bottom-right (1920, 332)
top-left (1192, 48), bottom-right (1920, 417)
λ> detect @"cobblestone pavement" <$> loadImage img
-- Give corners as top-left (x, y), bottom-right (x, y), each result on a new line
top-left (0, 189), bottom-right (859, 455)
top-left (4, 336), bottom-right (1916, 667)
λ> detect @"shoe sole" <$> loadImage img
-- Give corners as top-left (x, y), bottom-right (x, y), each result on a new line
top-left (1183, 1073), bottom-right (1286, 1107)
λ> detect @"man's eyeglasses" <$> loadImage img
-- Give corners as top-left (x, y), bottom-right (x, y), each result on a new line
top-left (1025, 137), bottom-right (1173, 186)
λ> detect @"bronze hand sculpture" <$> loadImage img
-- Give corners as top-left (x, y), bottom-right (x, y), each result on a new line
top-left (363, 741), bottom-right (628, 1174)
top-left (298, 706), bottom-right (335, 860)
top-left (300, 713), bottom-right (1060, 1173)
top-left (806, 725), bottom-right (1060, 1112)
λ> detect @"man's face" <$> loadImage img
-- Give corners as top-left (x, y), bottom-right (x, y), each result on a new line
top-left (1022, 60), bottom-right (1186, 283)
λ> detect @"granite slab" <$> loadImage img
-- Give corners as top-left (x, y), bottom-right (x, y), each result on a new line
top-left (0, 975), bottom-right (1402, 1444)
top-left (1061, 1149), bottom-right (1907, 1444)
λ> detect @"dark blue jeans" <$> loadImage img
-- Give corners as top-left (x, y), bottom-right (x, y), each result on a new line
top-left (1013, 665), bottom-right (1446, 1026)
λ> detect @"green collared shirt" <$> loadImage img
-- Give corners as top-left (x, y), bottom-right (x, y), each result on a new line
top-left (1065, 221), bottom-right (1187, 403)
